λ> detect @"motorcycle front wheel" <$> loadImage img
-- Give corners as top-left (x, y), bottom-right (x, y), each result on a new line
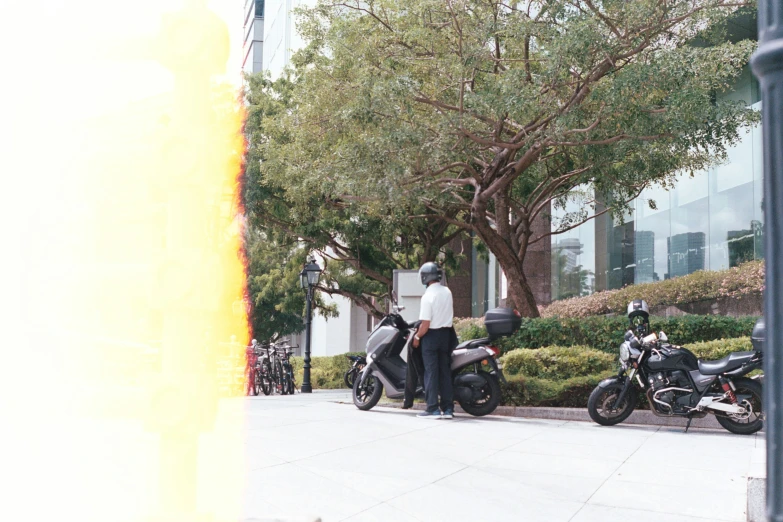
top-left (456, 371), bottom-right (501, 417)
top-left (587, 382), bottom-right (637, 426)
top-left (716, 378), bottom-right (763, 435)
top-left (353, 372), bottom-right (382, 411)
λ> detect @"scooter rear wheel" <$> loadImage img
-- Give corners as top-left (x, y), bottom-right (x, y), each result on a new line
top-left (457, 371), bottom-right (501, 417)
top-left (353, 373), bottom-right (383, 411)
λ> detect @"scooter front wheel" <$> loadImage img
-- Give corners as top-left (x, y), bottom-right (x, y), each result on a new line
top-left (353, 372), bottom-right (383, 411)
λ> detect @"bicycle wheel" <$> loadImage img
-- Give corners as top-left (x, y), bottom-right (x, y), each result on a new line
top-left (246, 369), bottom-right (257, 396)
top-left (260, 363), bottom-right (272, 396)
top-left (274, 361), bottom-right (283, 394)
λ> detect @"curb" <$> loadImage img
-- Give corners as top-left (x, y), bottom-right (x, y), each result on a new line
top-left (377, 402), bottom-right (724, 429)
top-left (747, 477), bottom-right (766, 522)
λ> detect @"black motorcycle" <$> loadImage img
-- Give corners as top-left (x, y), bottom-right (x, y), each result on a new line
top-left (587, 300), bottom-right (764, 435)
top-left (343, 355), bottom-right (366, 389)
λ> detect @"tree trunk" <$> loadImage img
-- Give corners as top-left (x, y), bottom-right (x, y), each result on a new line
top-left (471, 204), bottom-right (540, 318)
top-left (495, 256), bottom-right (540, 318)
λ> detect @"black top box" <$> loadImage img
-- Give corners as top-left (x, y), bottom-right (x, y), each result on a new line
top-left (751, 317), bottom-right (765, 353)
top-left (485, 307), bottom-right (522, 340)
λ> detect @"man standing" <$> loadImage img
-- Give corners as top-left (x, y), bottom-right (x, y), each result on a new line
top-left (412, 262), bottom-right (454, 419)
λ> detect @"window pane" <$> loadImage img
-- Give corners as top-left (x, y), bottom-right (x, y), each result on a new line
top-left (670, 170), bottom-right (709, 277)
top-left (593, 200), bottom-right (633, 292)
top-left (708, 121), bottom-right (758, 269)
top-left (635, 184), bottom-right (671, 283)
top-left (551, 198), bottom-right (596, 300)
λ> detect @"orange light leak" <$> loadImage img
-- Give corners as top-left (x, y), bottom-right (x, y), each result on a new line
top-left (0, 1), bottom-right (249, 521)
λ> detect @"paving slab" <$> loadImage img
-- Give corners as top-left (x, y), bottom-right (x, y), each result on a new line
top-left (239, 391), bottom-right (761, 522)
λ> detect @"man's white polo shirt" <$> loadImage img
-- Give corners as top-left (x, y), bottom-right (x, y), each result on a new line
top-left (419, 282), bottom-right (454, 328)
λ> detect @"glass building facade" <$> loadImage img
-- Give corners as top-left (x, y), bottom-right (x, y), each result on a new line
top-left (551, 66), bottom-right (762, 300)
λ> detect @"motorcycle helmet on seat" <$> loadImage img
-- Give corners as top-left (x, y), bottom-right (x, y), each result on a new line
top-left (627, 299), bottom-right (650, 336)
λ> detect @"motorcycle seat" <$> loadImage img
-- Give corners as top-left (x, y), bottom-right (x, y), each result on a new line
top-left (698, 351), bottom-right (756, 375)
top-left (455, 338), bottom-right (491, 350)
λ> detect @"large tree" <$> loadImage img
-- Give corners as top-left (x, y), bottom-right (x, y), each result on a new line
top-left (274, 0), bottom-right (758, 316)
top-left (244, 73), bottom-right (467, 318)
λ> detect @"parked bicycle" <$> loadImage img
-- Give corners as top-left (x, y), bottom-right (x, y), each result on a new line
top-left (246, 340), bottom-right (259, 396)
top-left (252, 340), bottom-right (274, 396)
top-left (275, 341), bottom-right (297, 395)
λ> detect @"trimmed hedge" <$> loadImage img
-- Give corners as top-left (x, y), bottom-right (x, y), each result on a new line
top-left (683, 337), bottom-right (752, 360)
top-left (497, 338), bottom-right (756, 407)
top-left (290, 352), bottom-right (365, 389)
top-left (456, 315), bottom-right (757, 355)
top-left (501, 373), bottom-right (611, 408)
top-left (542, 260), bottom-right (764, 318)
top-left (283, 336), bottom-right (754, 398)
top-left (500, 346), bottom-right (615, 380)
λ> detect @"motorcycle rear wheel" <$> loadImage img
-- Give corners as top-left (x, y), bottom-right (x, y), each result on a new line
top-left (587, 383), bottom-right (637, 426)
top-left (716, 378), bottom-right (763, 435)
top-left (344, 369), bottom-right (356, 389)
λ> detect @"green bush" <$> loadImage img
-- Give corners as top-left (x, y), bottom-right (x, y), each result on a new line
top-left (542, 260), bottom-right (764, 318)
top-left (497, 337), bottom-right (756, 408)
top-left (453, 317), bottom-right (487, 341)
top-left (500, 346), bottom-right (616, 380)
top-left (497, 315), bottom-right (757, 354)
top-left (500, 373), bottom-right (613, 407)
top-left (684, 337), bottom-right (753, 360)
top-left (290, 352), bottom-right (365, 389)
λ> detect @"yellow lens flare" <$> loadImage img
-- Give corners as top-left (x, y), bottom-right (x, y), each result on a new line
top-left (0, 1), bottom-right (249, 521)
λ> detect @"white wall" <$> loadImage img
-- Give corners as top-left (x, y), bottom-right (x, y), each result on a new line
top-left (309, 292), bottom-right (352, 356)
top-left (263, 0), bottom-right (316, 78)
top-left (350, 303), bottom-right (371, 353)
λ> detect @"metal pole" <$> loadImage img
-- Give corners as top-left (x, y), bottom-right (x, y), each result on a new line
top-left (751, 2), bottom-right (783, 521)
top-left (302, 286), bottom-right (313, 393)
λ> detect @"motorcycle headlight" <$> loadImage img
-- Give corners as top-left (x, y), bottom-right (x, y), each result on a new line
top-left (619, 343), bottom-right (630, 362)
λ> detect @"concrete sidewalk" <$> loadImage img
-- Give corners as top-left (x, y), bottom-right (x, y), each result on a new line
top-left (239, 390), bottom-right (764, 522)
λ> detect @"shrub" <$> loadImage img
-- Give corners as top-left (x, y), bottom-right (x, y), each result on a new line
top-left (497, 337), bottom-right (756, 408)
top-left (500, 373), bottom-right (612, 407)
top-left (684, 337), bottom-right (753, 360)
top-left (453, 316), bottom-right (487, 341)
top-left (497, 315), bottom-right (757, 354)
top-left (290, 352), bottom-right (365, 389)
top-left (542, 260), bottom-right (764, 318)
top-left (500, 346), bottom-right (616, 380)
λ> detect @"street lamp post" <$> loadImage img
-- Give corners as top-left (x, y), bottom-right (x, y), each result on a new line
top-left (750, 3), bottom-right (783, 521)
top-left (299, 259), bottom-right (322, 393)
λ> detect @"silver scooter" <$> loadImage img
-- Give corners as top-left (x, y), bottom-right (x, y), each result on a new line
top-left (353, 306), bottom-right (520, 416)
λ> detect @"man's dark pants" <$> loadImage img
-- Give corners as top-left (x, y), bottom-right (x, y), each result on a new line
top-left (421, 328), bottom-right (453, 413)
